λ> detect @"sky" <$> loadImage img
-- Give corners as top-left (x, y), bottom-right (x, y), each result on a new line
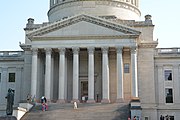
top-left (0, 0), bottom-right (179, 51)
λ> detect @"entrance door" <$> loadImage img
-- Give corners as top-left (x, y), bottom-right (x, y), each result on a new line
top-left (81, 81), bottom-right (88, 101)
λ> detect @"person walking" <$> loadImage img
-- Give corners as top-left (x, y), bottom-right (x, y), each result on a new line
top-left (41, 96), bottom-right (48, 111)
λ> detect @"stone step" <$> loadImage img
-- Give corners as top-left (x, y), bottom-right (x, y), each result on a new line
top-left (21, 103), bottom-right (130, 120)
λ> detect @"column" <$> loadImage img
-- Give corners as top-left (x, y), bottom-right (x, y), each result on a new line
top-left (50, 53), bottom-right (54, 100)
top-left (87, 47), bottom-right (95, 103)
top-left (116, 47), bottom-right (124, 102)
top-left (31, 48), bottom-right (38, 99)
top-left (101, 47), bottom-right (110, 103)
top-left (58, 48), bottom-right (66, 103)
top-left (45, 48), bottom-right (52, 101)
top-left (50, 0), bottom-right (54, 7)
top-left (131, 47), bottom-right (138, 98)
top-left (72, 47), bottom-right (80, 103)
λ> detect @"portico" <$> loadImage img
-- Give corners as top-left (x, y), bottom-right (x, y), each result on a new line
top-left (28, 14), bottom-right (140, 103)
top-left (30, 46), bottom-right (138, 103)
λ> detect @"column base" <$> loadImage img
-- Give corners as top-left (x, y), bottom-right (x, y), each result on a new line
top-left (131, 97), bottom-right (140, 102)
top-left (71, 99), bottom-right (80, 103)
top-left (87, 99), bottom-right (96, 103)
top-left (101, 99), bottom-right (110, 103)
top-left (57, 99), bottom-right (66, 104)
top-left (116, 98), bottom-right (124, 103)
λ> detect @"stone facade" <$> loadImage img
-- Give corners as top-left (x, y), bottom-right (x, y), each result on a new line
top-left (0, 0), bottom-right (180, 119)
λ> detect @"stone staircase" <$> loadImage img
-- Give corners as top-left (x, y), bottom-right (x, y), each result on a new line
top-left (21, 103), bottom-right (130, 120)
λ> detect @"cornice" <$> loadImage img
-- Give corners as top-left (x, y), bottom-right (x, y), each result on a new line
top-left (20, 44), bottom-right (32, 51)
top-left (138, 41), bottom-right (158, 48)
top-left (31, 35), bottom-right (139, 41)
top-left (27, 14), bottom-right (141, 39)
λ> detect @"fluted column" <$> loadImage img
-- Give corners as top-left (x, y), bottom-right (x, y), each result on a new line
top-left (72, 47), bottom-right (80, 103)
top-left (58, 48), bottom-right (66, 103)
top-left (131, 47), bottom-right (138, 98)
top-left (31, 48), bottom-right (38, 99)
top-left (87, 47), bottom-right (95, 103)
top-left (116, 47), bottom-right (124, 102)
top-left (45, 48), bottom-right (52, 101)
top-left (101, 47), bottom-right (110, 103)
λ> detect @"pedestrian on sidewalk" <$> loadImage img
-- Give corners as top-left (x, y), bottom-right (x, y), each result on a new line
top-left (41, 96), bottom-right (48, 111)
top-left (73, 101), bottom-right (78, 109)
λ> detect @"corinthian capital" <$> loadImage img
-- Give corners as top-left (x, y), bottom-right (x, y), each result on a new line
top-left (101, 47), bottom-right (109, 54)
top-left (88, 47), bottom-right (95, 54)
top-left (72, 47), bottom-right (79, 54)
top-left (58, 47), bottom-right (66, 54)
top-left (116, 46), bottom-right (123, 53)
top-left (45, 48), bottom-right (52, 55)
top-left (31, 48), bottom-right (38, 55)
top-left (130, 47), bottom-right (137, 54)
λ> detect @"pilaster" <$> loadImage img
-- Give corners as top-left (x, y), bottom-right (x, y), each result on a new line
top-left (131, 47), bottom-right (138, 98)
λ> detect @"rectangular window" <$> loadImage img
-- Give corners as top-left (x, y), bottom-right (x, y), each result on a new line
top-left (164, 70), bottom-right (172, 81)
top-left (165, 88), bottom-right (173, 103)
top-left (0, 73), bottom-right (1, 82)
top-left (124, 63), bottom-right (130, 73)
top-left (144, 116), bottom-right (149, 120)
top-left (8, 73), bottom-right (15, 82)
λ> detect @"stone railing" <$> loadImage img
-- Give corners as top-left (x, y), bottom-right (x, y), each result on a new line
top-left (155, 48), bottom-right (180, 55)
top-left (0, 51), bottom-right (23, 57)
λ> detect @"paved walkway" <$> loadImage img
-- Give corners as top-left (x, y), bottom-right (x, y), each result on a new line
top-left (21, 103), bottom-right (129, 120)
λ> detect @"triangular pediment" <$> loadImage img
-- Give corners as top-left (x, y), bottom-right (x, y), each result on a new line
top-left (27, 14), bottom-right (141, 39)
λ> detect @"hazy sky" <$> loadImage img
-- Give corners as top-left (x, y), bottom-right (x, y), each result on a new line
top-left (0, 0), bottom-right (179, 51)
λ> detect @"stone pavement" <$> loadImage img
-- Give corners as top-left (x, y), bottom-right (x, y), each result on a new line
top-left (21, 103), bottom-right (130, 120)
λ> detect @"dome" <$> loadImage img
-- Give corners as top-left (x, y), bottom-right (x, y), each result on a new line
top-left (48, 0), bottom-right (141, 22)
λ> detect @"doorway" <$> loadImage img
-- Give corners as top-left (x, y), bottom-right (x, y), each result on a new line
top-left (81, 81), bottom-right (88, 102)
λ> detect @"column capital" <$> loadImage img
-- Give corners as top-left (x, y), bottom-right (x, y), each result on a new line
top-left (130, 47), bottom-right (137, 54)
top-left (88, 47), bottom-right (95, 54)
top-left (45, 48), bottom-right (52, 55)
top-left (31, 48), bottom-right (38, 55)
top-left (102, 47), bottom-right (109, 54)
top-left (58, 47), bottom-right (66, 54)
top-left (72, 47), bottom-right (79, 54)
top-left (116, 47), bottom-right (123, 53)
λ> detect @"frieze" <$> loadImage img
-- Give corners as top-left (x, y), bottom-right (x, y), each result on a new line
top-left (31, 35), bottom-right (138, 41)
top-left (27, 14), bottom-right (140, 39)
top-left (48, 0), bottom-right (140, 16)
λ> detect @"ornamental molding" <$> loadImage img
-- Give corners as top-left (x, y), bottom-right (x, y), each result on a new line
top-left (27, 14), bottom-right (141, 39)
top-left (48, 0), bottom-right (140, 16)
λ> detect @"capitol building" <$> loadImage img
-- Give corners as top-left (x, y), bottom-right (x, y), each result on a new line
top-left (0, 0), bottom-right (180, 119)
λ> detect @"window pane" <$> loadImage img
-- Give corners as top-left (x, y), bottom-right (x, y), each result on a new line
top-left (164, 70), bottom-right (172, 81)
top-left (165, 88), bottom-right (173, 103)
top-left (9, 73), bottom-right (15, 82)
top-left (124, 63), bottom-right (130, 73)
